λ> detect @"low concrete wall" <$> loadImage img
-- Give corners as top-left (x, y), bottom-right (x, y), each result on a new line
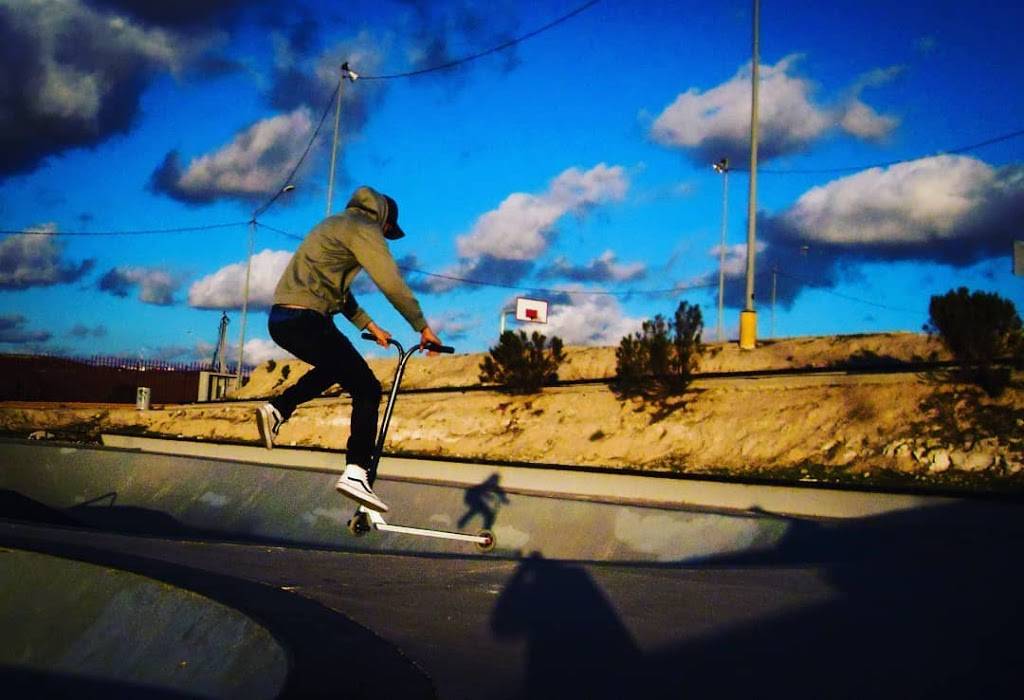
top-left (0, 438), bottom-right (958, 563)
top-left (0, 548), bottom-right (288, 698)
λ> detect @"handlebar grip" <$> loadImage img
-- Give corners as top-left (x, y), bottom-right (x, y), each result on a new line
top-left (361, 333), bottom-right (453, 354)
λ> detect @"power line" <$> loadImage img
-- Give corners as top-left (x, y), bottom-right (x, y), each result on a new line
top-left (257, 222), bottom-right (302, 241)
top-left (257, 221), bottom-right (719, 298)
top-left (0, 221), bottom-right (248, 237)
top-left (260, 221), bottom-right (923, 310)
top-left (734, 127), bottom-right (1024, 175)
top-left (250, 79), bottom-right (342, 219)
top-left (249, 2), bottom-right (598, 219)
top-left (359, 0), bottom-right (601, 80)
top-left (774, 269), bottom-right (923, 315)
top-left (404, 266), bottom-right (721, 298)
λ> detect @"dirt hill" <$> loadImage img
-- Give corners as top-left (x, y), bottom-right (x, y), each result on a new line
top-left (2, 333), bottom-right (1021, 493)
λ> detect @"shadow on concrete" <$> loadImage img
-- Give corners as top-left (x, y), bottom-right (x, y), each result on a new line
top-left (491, 501), bottom-right (1024, 699)
top-left (0, 528), bottom-right (436, 699)
top-left (0, 489), bottom-right (200, 540)
top-left (491, 552), bottom-right (641, 698)
top-left (0, 488), bottom-right (320, 548)
top-left (458, 474), bottom-right (509, 530)
top-left (1, 666), bottom-right (200, 699)
top-left (0, 490), bottom-right (437, 697)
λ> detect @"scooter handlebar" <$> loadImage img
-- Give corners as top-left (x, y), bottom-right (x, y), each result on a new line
top-left (423, 342), bottom-right (455, 354)
top-left (361, 333), bottom-right (454, 354)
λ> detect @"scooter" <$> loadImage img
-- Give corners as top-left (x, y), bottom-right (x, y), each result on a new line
top-left (345, 333), bottom-right (496, 552)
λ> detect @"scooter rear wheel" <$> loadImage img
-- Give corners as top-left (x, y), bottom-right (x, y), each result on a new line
top-left (347, 512), bottom-right (372, 537)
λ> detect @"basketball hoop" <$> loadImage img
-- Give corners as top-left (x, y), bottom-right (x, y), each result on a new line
top-left (515, 297), bottom-right (548, 324)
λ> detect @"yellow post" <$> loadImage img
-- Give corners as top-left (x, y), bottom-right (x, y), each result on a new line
top-left (739, 310), bottom-right (757, 350)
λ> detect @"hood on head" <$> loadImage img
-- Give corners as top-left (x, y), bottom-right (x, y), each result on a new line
top-left (345, 186), bottom-right (405, 240)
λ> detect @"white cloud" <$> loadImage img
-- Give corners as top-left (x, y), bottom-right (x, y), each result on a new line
top-left (457, 164), bottom-right (629, 261)
top-left (775, 155), bottom-right (1015, 246)
top-left (543, 290), bottom-right (643, 346)
top-left (706, 242), bottom-right (766, 279)
top-left (850, 65), bottom-right (904, 92)
top-left (539, 250), bottom-right (647, 282)
top-left (152, 107), bottom-right (313, 203)
top-left (241, 338), bottom-right (292, 365)
top-left (269, 29), bottom-right (388, 116)
top-left (98, 265), bottom-right (179, 305)
top-left (195, 337), bottom-right (293, 367)
top-left (839, 66), bottom-right (903, 142)
top-left (1, 0), bottom-right (207, 178)
top-left (839, 99), bottom-right (898, 141)
top-left (188, 249), bottom-right (292, 309)
top-left (0, 225), bottom-right (94, 289)
top-left (427, 311), bottom-right (478, 341)
top-left (650, 55), bottom-right (899, 164)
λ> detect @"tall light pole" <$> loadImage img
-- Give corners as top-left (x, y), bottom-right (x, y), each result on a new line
top-left (713, 158), bottom-right (730, 342)
top-left (325, 62), bottom-right (360, 217)
top-left (236, 219), bottom-right (256, 385)
top-left (740, 0), bottom-right (761, 350)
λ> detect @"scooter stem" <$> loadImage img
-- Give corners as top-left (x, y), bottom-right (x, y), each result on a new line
top-left (360, 334), bottom-right (454, 484)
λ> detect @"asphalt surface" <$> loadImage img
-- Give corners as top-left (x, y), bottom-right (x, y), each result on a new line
top-left (3, 495), bottom-right (1024, 699)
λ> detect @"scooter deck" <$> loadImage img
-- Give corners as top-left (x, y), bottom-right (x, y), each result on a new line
top-left (348, 506), bottom-right (496, 552)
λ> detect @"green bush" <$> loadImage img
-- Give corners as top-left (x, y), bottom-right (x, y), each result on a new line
top-left (616, 301), bottom-right (704, 397)
top-left (926, 287), bottom-right (1023, 396)
top-left (479, 330), bottom-right (565, 394)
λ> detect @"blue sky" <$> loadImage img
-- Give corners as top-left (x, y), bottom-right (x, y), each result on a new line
top-left (1, 0), bottom-right (1022, 366)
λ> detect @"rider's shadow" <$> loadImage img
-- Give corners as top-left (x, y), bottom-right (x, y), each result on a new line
top-left (458, 474), bottom-right (509, 530)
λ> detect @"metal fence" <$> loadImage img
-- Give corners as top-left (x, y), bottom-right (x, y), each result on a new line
top-left (0, 354), bottom-right (251, 404)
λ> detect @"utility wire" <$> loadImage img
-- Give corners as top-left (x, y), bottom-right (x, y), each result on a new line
top-left (401, 266), bottom-right (721, 298)
top-left (251, 80), bottom-right (342, 219)
top-left (359, 0), bottom-right (602, 81)
top-left (10, 125), bottom-right (1020, 238)
top-left (250, 2), bottom-right (600, 217)
top-left (773, 269), bottom-right (923, 315)
top-left (734, 127), bottom-right (1024, 175)
top-left (0, 221), bottom-right (247, 237)
top-left (260, 221), bottom-right (924, 314)
top-left (258, 221), bottom-right (726, 298)
top-left (256, 222), bottom-right (302, 241)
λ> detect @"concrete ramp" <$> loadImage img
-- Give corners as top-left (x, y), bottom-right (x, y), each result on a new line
top-left (0, 438), bottom-right (793, 562)
top-left (0, 437), bottom-right (957, 562)
top-left (0, 548), bottom-right (288, 698)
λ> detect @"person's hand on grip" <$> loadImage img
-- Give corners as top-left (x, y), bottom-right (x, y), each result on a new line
top-left (420, 326), bottom-right (443, 355)
top-left (365, 321), bottom-right (391, 348)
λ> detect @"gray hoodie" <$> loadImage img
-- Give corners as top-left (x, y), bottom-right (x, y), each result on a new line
top-left (273, 187), bottom-right (427, 331)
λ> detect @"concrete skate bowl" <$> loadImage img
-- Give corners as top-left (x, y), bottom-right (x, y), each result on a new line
top-left (0, 548), bottom-right (288, 698)
top-left (0, 542), bottom-right (436, 699)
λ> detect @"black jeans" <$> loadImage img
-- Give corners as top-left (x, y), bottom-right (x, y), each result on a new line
top-left (267, 305), bottom-right (382, 469)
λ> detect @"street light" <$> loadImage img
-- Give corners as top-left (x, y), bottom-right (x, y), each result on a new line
top-left (326, 62), bottom-right (360, 216)
top-left (740, 0), bottom-right (761, 350)
top-left (713, 158), bottom-right (730, 342)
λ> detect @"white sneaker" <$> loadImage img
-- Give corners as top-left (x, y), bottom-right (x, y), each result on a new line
top-left (335, 465), bottom-right (389, 512)
top-left (256, 403), bottom-right (283, 449)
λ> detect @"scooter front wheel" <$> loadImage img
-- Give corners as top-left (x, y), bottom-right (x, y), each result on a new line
top-left (476, 529), bottom-right (496, 552)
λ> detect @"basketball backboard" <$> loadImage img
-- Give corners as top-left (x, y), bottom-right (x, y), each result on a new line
top-left (515, 297), bottom-right (548, 323)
